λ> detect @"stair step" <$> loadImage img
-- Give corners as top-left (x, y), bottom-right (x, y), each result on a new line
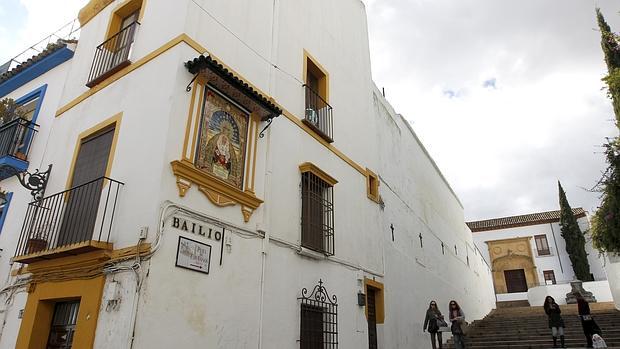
top-left (440, 302), bottom-right (620, 348)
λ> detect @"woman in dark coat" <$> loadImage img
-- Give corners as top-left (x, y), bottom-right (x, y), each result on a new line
top-left (544, 296), bottom-right (565, 348)
top-left (423, 300), bottom-right (444, 349)
top-left (577, 293), bottom-right (600, 348)
top-left (448, 300), bottom-right (465, 349)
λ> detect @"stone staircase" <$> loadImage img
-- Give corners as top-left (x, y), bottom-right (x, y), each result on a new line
top-left (445, 302), bottom-right (620, 348)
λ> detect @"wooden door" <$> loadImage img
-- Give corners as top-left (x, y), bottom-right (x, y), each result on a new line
top-left (57, 128), bottom-right (114, 246)
top-left (367, 288), bottom-right (378, 349)
top-left (504, 269), bottom-right (528, 293)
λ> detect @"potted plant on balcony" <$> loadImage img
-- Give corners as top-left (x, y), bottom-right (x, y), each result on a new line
top-left (0, 98), bottom-right (19, 126)
top-left (26, 225), bottom-right (49, 254)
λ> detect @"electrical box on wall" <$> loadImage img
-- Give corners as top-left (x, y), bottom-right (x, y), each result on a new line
top-left (357, 292), bottom-right (366, 306)
top-left (139, 226), bottom-right (149, 240)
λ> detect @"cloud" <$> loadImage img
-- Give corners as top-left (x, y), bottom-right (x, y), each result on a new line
top-left (367, 0), bottom-right (620, 220)
top-left (482, 78), bottom-right (496, 89)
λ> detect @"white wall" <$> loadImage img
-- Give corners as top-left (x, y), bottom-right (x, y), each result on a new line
top-left (527, 280), bottom-right (614, 306)
top-left (0, 0), bottom-right (497, 348)
top-left (373, 88), bottom-right (496, 348)
top-left (605, 254), bottom-right (620, 310)
top-left (472, 217), bottom-right (607, 287)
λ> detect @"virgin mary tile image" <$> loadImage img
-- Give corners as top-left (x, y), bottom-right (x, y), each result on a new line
top-left (195, 87), bottom-right (249, 190)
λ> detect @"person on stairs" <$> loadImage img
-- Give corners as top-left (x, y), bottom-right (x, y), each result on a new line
top-left (423, 300), bottom-right (444, 349)
top-left (577, 293), bottom-right (601, 348)
top-left (448, 300), bottom-right (465, 349)
top-left (544, 296), bottom-right (566, 348)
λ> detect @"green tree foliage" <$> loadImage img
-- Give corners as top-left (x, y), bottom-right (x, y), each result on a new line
top-left (597, 8), bottom-right (620, 126)
top-left (0, 98), bottom-right (19, 125)
top-left (559, 182), bottom-right (592, 281)
top-left (592, 9), bottom-right (620, 253)
top-left (591, 140), bottom-right (620, 252)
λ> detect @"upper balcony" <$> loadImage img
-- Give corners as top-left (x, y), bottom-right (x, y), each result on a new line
top-left (13, 176), bottom-right (124, 264)
top-left (303, 85), bottom-right (333, 143)
top-left (86, 21), bottom-right (139, 88)
top-left (0, 117), bottom-right (39, 180)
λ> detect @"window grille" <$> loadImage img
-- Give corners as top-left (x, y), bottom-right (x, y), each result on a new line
top-left (299, 279), bottom-right (338, 349)
top-left (544, 270), bottom-right (557, 285)
top-left (301, 171), bottom-right (334, 255)
top-left (47, 300), bottom-right (80, 349)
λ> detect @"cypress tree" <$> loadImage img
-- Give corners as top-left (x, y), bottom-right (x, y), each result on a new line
top-left (558, 182), bottom-right (592, 281)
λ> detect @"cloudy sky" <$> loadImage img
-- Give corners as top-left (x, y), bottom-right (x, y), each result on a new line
top-left (366, 0), bottom-right (620, 220)
top-left (2, 0), bottom-right (620, 221)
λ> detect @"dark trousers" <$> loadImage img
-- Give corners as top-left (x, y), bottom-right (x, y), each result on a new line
top-left (452, 333), bottom-right (465, 349)
top-left (581, 319), bottom-right (595, 348)
top-left (430, 331), bottom-right (443, 349)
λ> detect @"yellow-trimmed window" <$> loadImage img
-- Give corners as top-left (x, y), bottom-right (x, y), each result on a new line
top-left (86, 0), bottom-right (145, 87)
top-left (303, 51), bottom-right (333, 142)
top-left (104, 0), bottom-right (145, 41)
top-left (299, 162), bottom-right (337, 256)
top-left (366, 169), bottom-right (380, 203)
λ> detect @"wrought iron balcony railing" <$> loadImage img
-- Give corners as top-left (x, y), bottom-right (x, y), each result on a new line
top-left (14, 176), bottom-right (124, 262)
top-left (0, 117), bottom-right (38, 161)
top-left (86, 21), bottom-right (139, 87)
top-left (303, 85), bottom-right (333, 143)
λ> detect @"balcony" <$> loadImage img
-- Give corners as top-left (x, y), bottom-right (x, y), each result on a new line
top-left (13, 176), bottom-right (124, 263)
top-left (86, 22), bottom-right (139, 87)
top-left (303, 85), bottom-right (333, 143)
top-left (0, 117), bottom-right (38, 180)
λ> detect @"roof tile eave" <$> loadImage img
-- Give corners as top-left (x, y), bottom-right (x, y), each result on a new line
top-left (467, 208), bottom-right (587, 232)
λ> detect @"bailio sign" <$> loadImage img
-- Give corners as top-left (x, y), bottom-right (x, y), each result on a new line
top-left (171, 216), bottom-right (224, 242)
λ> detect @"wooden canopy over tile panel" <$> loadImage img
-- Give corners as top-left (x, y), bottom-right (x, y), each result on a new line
top-left (185, 54), bottom-right (282, 122)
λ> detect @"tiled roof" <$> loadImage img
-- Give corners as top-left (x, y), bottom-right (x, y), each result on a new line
top-left (0, 40), bottom-right (76, 84)
top-left (467, 208), bottom-right (587, 232)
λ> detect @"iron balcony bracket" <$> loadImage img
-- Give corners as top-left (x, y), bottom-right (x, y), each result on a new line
top-left (17, 164), bottom-right (52, 201)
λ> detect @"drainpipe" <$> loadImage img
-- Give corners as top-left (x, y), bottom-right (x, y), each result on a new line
top-left (549, 223), bottom-right (564, 274)
top-left (258, 232), bottom-right (269, 349)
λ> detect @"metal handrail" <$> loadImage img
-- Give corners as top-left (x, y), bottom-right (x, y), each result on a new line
top-left (14, 176), bottom-right (124, 258)
top-left (303, 84), bottom-right (334, 142)
top-left (41, 176), bottom-right (125, 199)
top-left (0, 117), bottom-right (39, 131)
top-left (0, 117), bottom-right (39, 160)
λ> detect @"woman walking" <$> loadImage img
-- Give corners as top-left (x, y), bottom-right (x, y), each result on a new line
top-left (448, 300), bottom-right (465, 349)
top-left (577, 293), bottom-right (600, 348)
top-left (423, 301), bottom-right (444, 349)
top-left (544, 296), bottom-right (565, 348)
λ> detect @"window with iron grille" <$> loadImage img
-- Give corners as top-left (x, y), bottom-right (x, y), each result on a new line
top-left (299, 280), bottom-right (338, 349)
top-left (544, 270), bottom-right (557, 285)
top-left (534, 234), bottom-right (551, 256)
top-left (47, 300), bottom-right (80, 349)
top-left (301, 168), bottom-right (335, 256)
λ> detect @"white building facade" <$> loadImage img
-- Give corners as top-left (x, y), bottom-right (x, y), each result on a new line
top-left (0, 0), bottom-right (496, 348)
top-left (469, 209), bottom-right (610, 306)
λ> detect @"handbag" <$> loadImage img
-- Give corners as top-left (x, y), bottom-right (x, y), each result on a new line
top-left (438, 319), bottom-right (449, 332)
top-left (460, 320), bottom-right (470, 335)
